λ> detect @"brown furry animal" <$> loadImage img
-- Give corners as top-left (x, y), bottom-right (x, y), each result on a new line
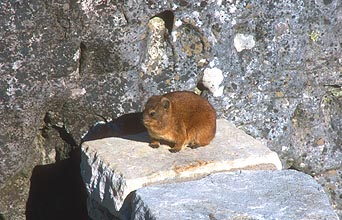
top-left (142, 91), bottom-right (216, 152)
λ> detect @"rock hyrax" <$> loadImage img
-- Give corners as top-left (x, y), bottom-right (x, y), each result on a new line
top-left (143, 91), bottom-right (216, 152)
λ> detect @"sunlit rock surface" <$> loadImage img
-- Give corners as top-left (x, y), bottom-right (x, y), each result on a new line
top-left (80, 119), bottom-right (281, 219)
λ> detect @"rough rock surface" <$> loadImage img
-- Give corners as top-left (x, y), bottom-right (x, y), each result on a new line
top-left (0, 0), bottom-right (341, 219)
top-left (132, 170), bottom-right (339, 220)
top-left (80, 119), bottom-right (281, 219)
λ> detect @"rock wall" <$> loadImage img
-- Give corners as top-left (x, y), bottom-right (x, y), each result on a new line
top-left (0, 0), bottom-right (341, 219)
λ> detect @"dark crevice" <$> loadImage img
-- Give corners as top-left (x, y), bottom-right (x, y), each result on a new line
top-left (43, 111), bottom-right (78, 161)
top-left (151, 10), bottom-right (175, 35)
top-left (43, 111), bottom-right (77, 148)
top-left (149, 10), bottom-right (177, 74)
top-left (26, 112), bottom-right (90, 220)
top-left (323, 84), bottom-right (342, 88)
top-left (51, 125), bottom-right (78, 148)
top-left (196, 81), bottom-right (210, 96)
top-left (120, 5), bottom-right (129, 24)
top-left (79, 42), bottom-right (87, 76)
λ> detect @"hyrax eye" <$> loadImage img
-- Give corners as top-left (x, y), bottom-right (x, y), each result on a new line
top-left (149, 111), bottom-right (156, 117)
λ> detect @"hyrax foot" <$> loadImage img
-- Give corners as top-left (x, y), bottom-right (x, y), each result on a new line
top-left (149, 140), bottom-right (160, 148)
top-left (169, 148), bottom-right (181, 153)
top-left (169, 143), bottom-right (185, 153)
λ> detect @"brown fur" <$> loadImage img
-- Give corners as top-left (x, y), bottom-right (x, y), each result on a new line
top-left (143, 91), bottom-right (216, 152)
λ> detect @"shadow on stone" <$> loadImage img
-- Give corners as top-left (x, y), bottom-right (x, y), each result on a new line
top-left (25, 148), bottom-right (90, 220)
top-left (82, 112), bottom-right (148, 143)
top-left (25, 112), bottom-right (150, 220)
top-left (119, 191), bottom-right (136, 219)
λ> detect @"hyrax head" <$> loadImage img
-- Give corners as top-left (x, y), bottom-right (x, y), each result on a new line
top-left (142, 95), bottom-right (171, 131)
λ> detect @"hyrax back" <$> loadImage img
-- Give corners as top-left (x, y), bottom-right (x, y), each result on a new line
top-left (143, 91), bottom-right (216, 152)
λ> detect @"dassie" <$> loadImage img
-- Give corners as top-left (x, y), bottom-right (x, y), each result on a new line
top-left (143, 91), bottom-right (216, 152)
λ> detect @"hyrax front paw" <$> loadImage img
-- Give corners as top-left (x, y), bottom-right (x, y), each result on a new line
top-left (169, 143), bottom-right (185, 153)
top-left (169, 148), bottom-right (181, 153)
top-left (149, 140), bottom-right (160, 148)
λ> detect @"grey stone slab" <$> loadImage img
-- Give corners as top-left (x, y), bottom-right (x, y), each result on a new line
top-left (80, 119), bottom-right (282, 218)
top-left (132, 170), bottom-right (339, 220)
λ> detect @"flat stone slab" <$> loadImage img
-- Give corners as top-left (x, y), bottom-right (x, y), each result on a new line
top-left (80, 119), bottom-right (282, 218)
top-left (132, 170), bottom-right (339, 220)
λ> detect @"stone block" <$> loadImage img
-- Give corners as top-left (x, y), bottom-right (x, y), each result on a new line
top-left (132, 170), bottom-right (339, 220)
top-left (80, 119), bottom-right (282, 219)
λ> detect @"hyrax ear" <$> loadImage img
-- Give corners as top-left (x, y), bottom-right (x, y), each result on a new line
top-left (161, 97), bottom-right (170, 109)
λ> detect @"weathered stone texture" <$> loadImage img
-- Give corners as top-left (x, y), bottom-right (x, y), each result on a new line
top-left (132, 170), bottom-right (339, 220)
top-left (80, 119), bottom-right (281, 219)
